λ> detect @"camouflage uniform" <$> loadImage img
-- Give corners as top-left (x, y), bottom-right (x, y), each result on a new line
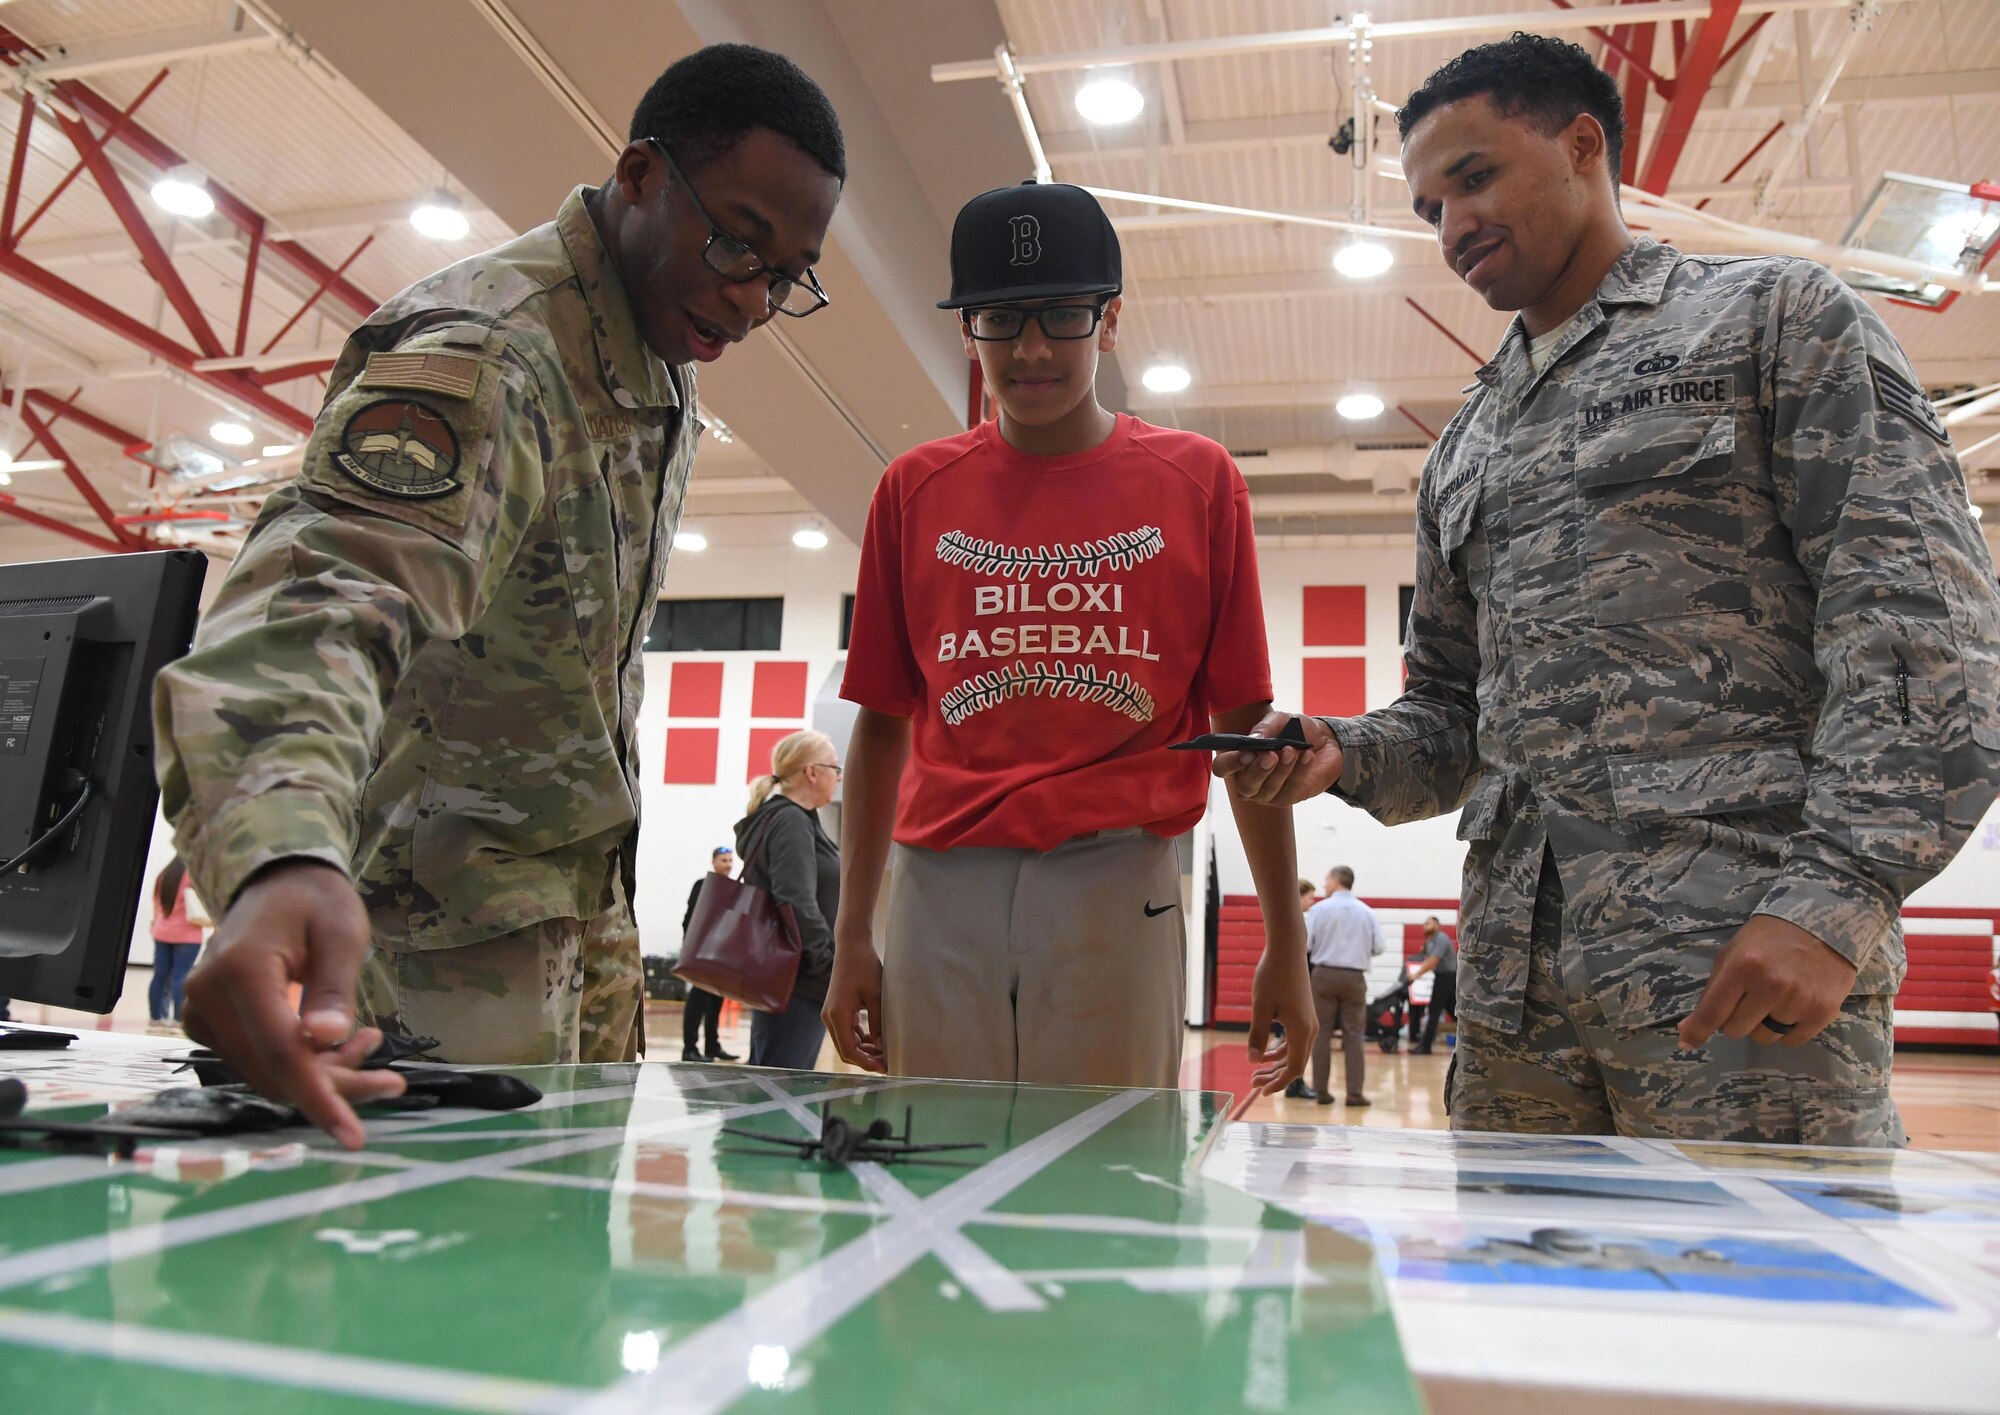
top-left (154, 188), bottom-right (699, 1064)
top-left (1321, 239), bottom-right (2000, 1144)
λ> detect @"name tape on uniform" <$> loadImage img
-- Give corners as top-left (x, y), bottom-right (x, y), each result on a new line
top-left (1580, 373), bottom-right (1735, 432)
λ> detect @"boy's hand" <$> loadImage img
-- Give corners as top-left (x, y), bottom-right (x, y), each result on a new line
top-left (822, 933), bottom-right (887, 1073)
top-left (1247, 937), bottom-right (1315, 1095)
top-left (1212, 709), bottom-right (1344, 806)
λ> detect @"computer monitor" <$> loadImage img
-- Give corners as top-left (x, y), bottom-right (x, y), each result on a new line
top-left (0, 549), bottom-right (206, 1013)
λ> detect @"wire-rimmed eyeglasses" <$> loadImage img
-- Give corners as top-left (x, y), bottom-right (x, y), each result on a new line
top-left (647, 137), bottom-right (829, 318)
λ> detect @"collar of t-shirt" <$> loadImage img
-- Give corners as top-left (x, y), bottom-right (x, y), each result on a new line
top-left (1525, 306), bottom-right (1589, 377)
top-left (978, 411), bottom-right (1134, 471)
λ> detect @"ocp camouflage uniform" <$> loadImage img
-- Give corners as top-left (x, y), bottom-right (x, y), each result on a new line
top-left (154, 187), bottom-right (699, 1064)
top-left (1321, 239), bottom-right (2000, 1145)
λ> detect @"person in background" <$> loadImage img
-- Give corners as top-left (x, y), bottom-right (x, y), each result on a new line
top-left (737, 730), bottom-right (842, 1069)
top-left (680, 846), bottom-right (740, 1062)
top-left (1298, 879), bottom-right (1317, 915)
top-left (1293, 865), bottom-right (1382, 1107)
top-left (1409, 914), bottom-right (1458, 1055)
top-left (149, 855), bottom-right (205, 1028)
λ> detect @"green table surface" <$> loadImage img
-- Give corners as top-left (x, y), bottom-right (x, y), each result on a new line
top-left (0, 1054), bottom-right (1422, 1413)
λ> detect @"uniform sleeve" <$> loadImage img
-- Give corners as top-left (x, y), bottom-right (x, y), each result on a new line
top-left (152, 331), bottom-right (553, 912)
top-left (1753, 264), bottom-right (2000, 969)
top-left (839, 467), bottom-right (923, 717)
top-left (1198, 458), bottom-right (1274, 714)
top-left (1317, 433), bottom-right (1483, 825)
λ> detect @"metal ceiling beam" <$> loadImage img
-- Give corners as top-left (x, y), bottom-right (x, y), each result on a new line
top-left (8, 22), bottom-right (277, 83)
top-left (1618, 11), bottom-right (1659, 186)
top-left (0, 24), bottom-right (381, 326)
top-left (1754, 1), bottom-right (1880, 213)
top-left (1638, 0), bottom-right (1744, 194)
top-left (0, 490), bottom-right (128, 553)
top-left (933, 1), bottom-right (1911, 83)
top-left (0, 245), bottom-right (315, 434)
top-left (19, 385), bottom-right (147, 451)
top-left (1728, 7), bottom-right (1785, 106)
top-left (15, 398), bottom-right (148, 547)
top-left (52, 107), bottom-right (227, 358)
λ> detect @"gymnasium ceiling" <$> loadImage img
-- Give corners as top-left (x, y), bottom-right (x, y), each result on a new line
top-left (0, 0), bottom-right (1993, 563)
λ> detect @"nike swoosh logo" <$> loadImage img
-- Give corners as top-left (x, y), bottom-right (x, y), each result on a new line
top-left (1143, 902), bottom-right (1179, 918)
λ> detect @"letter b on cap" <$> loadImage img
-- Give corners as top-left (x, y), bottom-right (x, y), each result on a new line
top-left (1009, 214), bottom-right (1041, 267)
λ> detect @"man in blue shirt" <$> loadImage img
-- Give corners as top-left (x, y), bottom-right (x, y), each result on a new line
top-left (1411, 916), bottom-right (1458, 1054)
top-left (1292, 866), bottom-right (1383, 1106)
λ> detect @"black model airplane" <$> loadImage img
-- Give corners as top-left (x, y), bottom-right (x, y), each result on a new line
top-left (722, 1105), bottom-right (987, 1168)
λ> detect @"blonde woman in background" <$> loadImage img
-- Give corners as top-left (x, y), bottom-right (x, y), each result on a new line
top-left (736, 730), bottom-right (842, 1068)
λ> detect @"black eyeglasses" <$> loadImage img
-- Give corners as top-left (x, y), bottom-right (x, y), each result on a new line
top-left (962, 304), bottom-right (1107, 342)
top-left (647, 138), bottom-right (830, 318)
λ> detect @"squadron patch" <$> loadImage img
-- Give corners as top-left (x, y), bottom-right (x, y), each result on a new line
top-left (1870, 356), bottom-right (1950, 444)
top-left (333, 398), bottom-right (463, 499)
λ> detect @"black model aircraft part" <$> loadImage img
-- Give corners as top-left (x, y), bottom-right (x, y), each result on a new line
top-left (723, 1104), bottom-right (988, 1168)
top-left (176, 1038), bottom-right (540, 1113)
top-left (0, 1077), bottom-right (204, 1158)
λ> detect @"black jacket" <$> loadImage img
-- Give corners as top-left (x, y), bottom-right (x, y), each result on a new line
top-left (734, 794), bottom-right (839, 1005)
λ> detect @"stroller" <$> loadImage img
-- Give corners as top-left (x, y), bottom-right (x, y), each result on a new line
top-left (1363, 975), bottom-right (1416, 1053)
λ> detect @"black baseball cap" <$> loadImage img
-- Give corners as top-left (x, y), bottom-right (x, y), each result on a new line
top-left (938, 180), bottom-right (1122, 310)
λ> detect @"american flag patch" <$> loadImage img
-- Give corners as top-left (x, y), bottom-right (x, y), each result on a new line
top-left (358, 351), bottom-right (481, 400)
top-left (1870, 356), bottom-right (1949, 444)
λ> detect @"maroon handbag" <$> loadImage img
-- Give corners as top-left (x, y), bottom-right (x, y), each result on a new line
top-left (674, 813), bottom-right (802, 1013)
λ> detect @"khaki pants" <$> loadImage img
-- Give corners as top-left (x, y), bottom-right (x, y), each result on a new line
top-left (1310, 965), bottom-right (1369, 1101)
top-left (358, 900), bottom-right (644, 1066)
top-left (883, 831), bottom-right (1185, 1088)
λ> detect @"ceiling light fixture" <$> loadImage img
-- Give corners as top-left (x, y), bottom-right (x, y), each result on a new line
top-left (792, 523), bottom-right (829, 551)
top-left (1075, 71), bottom-right (1145, 127)
top-left (410, 191), bottom-right (470, 242)
top-left (1141, 359), bottom-right (1191, 394)
top-left (673, 530), bottom-right (708, 552)
top-left (706, 417), bottom-right (735, 445)
top-left (208, 420), bottom-right (254, 446)
top-left (261, 443), bottom-right (298, 458)
top-left (150, 164), bottom-right (215, 219)
top-left (0, 452), bottom-right (65, 475)
top-left (1333, 238), bottom-right (1395, 280)
top-left (1336, 392), bottom-right (1385, 421)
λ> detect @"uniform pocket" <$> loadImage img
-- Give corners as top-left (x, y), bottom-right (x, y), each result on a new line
top-left (553, 480), bottom-right (618, 678)
top-left (1831, 679), bottom-right (1948, 872)
top-left (1607, 741), bottom-right (1807, 822)
top-left (1913, 496), bottom-right (2000, 750)
top-left (1576, 413), bottom-right (1745, 625)
top-left (1610, 742), bottom-right (1807, 931)
top-left (1453, 774), bottom-right (1508, 948)
top-left (1796, 1084), bottom-right (1901, 1148)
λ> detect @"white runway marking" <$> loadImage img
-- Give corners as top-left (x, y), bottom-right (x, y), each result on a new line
top-left (0, 1081), bottom-right (891, 1295)
top-left (574, 1087), bottom-right (1153, 1415)
top-left (0, 1305), bottom-right (590, 1413)
top-left (750, 1076), bottom-right (1046, 1313)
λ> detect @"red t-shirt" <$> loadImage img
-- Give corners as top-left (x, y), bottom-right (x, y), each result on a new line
top-left (841, 414), bottom-right (1272, 851)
